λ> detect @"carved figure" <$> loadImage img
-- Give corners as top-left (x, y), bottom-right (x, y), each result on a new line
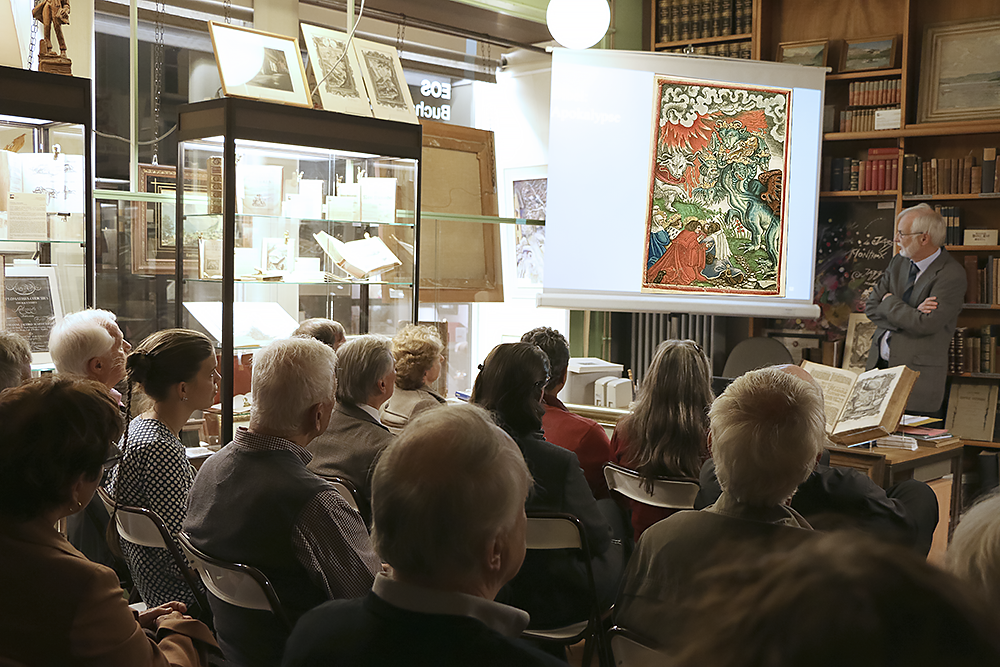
top-left (32, 0), bottom-right (72, 75)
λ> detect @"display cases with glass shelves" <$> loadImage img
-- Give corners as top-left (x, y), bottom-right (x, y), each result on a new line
top-left (0, 66), bottom-right (93, 368)
top-left (175, 98), bottom-right (420, 442)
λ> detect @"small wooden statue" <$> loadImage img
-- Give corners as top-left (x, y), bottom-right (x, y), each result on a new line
top-left (32, 0), bottom-right (72, 75)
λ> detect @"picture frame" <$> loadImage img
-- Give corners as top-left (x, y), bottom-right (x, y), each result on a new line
top-left (839, 35), bottom-right (898, 73)
top-left (3, 263), bottom-right (62, 365)
top-left (208, 22), bottom-right (312, 109)
top-left (132, 164), bottom-right (209, 275)
top-left (351, 37), bottom-right (417, 124)
top-left (776, 39), bottom-right (829, 69)
top-left (917, 17), bottom-right (1000, 124)
top-left (842, 312), bottom-right (876, 374)
top-left (299, 23), bottom-right (372, 117)
top-left (501, 165), bottom-right (547, 294)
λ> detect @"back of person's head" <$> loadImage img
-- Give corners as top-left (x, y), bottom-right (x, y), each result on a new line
top-left (0, 376), bottom-right (124, 521)
top-left (293, 318), bottom-right (346, 351)
top-left (371, 403), bottom-right (531, 589)
top-left (673, 532), bottom-right (1000, 667)
top-left (948, 492), bottom-right (1000, 613)
top-left (251, 337), bottom-right (337, 437)
top-left (334, 334), bottom-right (393, 405)
top-left (520, 327), bottom-right (570, 394)
top-left (621, 339), bottom-right (713, 483)
top-left (470, 342), bottom-right (549, 436)
top-left (391, 324), bottom-right (444, 391)
top-left (710, 366), bottom-right (824, 506)
top-left (126, 328), bottom-right (214, 402)
top-left (0, 331), bottom-right (32, 392)
top-left (48, 309), bottom-right (118, 377)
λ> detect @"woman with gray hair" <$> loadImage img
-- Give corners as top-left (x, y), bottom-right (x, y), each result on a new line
top-left (379, 324), bottom-right (446, 435)
top-left (948, 492), bottom-right (1000, 614)
top-left (0, 330), bottom-right (31, 391)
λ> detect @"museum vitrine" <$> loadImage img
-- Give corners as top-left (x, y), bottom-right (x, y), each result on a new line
top-left (0, 66), bottom-right (93, 367)
top-left (175, 98), bottom-right (420, 442)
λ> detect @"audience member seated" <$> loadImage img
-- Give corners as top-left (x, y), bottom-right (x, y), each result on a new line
top-left (471, 342), bottom-right (622, 631)
top-left (379, 324), bottom-right (446, 435)
top-left (0, 330), bottom-right (31, 391)
top-left (107, 329), bottom-right (217, 611)
top-left (307, 334), bottom-right (395, 525)
top-left (292, 318), bottom-right (347, 351)
top-left (949, 492), bottom-right (1000, 614)
top-left (184, 337), bottom-right (381, 667)
top-left (0, 377), bottom-right (218, 666)
top-left (696, 363), bottom-right (939, 556)
top-left (49, 308), bottom-right (133, 584)
top-left (283, 404), bottom-right (565, 667)
top-left (616, 366), bottom-right (824, 650)
top-left (610, 339), bottom-right (713, 541)
top-left (672, 532), bottom-right (1000, 667)
top-left (520, 327), bottom-right (613, 500)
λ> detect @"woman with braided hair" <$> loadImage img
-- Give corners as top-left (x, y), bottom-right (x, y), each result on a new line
top-left (107, 329), bottom-right (218, 611)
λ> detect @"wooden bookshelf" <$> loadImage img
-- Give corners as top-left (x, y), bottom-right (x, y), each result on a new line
top-left (820, 190), bottom-right (897, 198)
top-left (654, 32), bottom-right (752, 49)
top-left (826, 68), bottom-right (903, 82)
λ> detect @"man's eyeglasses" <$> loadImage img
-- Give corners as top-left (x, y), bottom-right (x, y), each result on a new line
top-left (895, 230), bottom-right (926, 240)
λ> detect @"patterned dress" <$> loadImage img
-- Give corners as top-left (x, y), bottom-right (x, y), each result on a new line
top-left (106, 416), bottom-right (203, 608)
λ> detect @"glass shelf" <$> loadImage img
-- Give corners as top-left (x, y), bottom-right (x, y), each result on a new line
top-left (0, 238), bottom-right (85, 244)
top-left (186, 278), bottom-right (414, 286)
top-left (183, 212), bottom-right (416, 228)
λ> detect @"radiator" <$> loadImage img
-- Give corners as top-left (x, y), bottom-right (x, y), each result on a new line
top-left (630, 312), bottom-right (716, 386)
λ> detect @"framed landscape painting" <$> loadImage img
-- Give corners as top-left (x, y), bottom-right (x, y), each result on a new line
top-left (840, 35), bottom-right (898, 73)
top-left (917, 17), bottom-right (1000, 124)
top-left (777, 39), bottom-right (829, 69)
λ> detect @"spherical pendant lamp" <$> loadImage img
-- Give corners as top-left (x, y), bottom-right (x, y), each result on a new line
top-left (546, 0), bottom-right (611, 50)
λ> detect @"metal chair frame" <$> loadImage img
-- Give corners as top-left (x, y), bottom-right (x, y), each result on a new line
top-left (603, 463), bottom-right (699, 509)
top-left (176, 531), bottom-right (292, 631)
top-left (523, 512), bottom-right (613, 667)
top-left (96, 487), bottom-right (210, 617)
top-left (608, 626), bottom-right (666, 667)
top-left (315, 474), bottom-right (360, 512)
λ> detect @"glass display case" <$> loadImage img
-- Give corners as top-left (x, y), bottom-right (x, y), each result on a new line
top-left (175, 98), bottom-right (420, 442)
top-left (0, 66), bottom-right (93, 368)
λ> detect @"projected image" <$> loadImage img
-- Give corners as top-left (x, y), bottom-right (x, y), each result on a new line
top-left (643, 78), bottom-right (791, 296)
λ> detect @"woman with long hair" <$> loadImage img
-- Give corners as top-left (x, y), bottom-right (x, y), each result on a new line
top-left (0, 377), bottom-right (218, 665)
top-left (380, 324), bottom-right (446, 434)
top-left (471, 342), bottom-right (622, 632)
top-left (107, 329), bottom-right (218, 611)
top-left (612, 339), bottom-right (713, 541)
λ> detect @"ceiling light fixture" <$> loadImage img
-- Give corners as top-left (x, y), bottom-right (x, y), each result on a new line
top-left (545, 0), bottom-right (611, 50)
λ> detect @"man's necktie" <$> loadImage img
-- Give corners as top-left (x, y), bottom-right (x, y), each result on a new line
top-left (902, 260), bottom-right (919, 303)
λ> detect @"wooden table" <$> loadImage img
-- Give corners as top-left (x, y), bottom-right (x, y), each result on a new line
top-left (827, 441), bottom-right (964, 536)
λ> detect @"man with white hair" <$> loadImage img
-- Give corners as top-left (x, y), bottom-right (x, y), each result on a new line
top-left (866, 203), bottom-right (966, 414)
top-left (0, 331), bottom-right (31, 391)
top-left (184, 337), bottom-right (381, 667)
top-left (48, 308), bottom-right (132, 396)
top-left (615, 366), bottom-right (823, 649)
top-left (307, 334), bottom-right (396, 526)
top-left (283, 404), bottom-right (564, 667)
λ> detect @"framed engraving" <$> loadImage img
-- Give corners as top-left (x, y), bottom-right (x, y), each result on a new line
top-left (300, 23), bottom-right (372, 117)
top-left (352, 37), bottom-right (417, 124)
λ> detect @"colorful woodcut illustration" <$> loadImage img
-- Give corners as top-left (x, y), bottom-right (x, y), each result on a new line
top-left (643, 77), bottom-right (792, 296)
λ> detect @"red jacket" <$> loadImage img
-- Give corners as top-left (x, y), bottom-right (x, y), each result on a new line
top-left (541, 394), bottom-right (613, 500)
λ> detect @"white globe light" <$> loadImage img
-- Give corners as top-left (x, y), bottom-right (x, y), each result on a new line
top-left (214, 34), bottom-right (265, 87)
top-left (546, 0), bottom-right (611, 50)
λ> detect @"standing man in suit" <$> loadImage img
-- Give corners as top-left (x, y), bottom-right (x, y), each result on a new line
top-left (866, 204), bottom-right (967, 415)
top-left (307, 334), bottom-right (396, 527)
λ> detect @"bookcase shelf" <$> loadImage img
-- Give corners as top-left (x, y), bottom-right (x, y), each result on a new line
top-left (826, 68), bottom-right (903, 82)
top-left (950, 373), bottom-right (1000, 380)
top-left (963, 304), bottom-right (1000, 310)
top-left (905, 194), bottom-right (1000, 202)
top-left (654, 32), bottom-right (752, 49)
top-left (962, 440), bottom-right (1000, 450)
top-left (820, 190), bottom-right (897, 199)
top-left (947, 246), bottom-right (1000, 252)
top-left (900, 121), bottom-right (1000, 138)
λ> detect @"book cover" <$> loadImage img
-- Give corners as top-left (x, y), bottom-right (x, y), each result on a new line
top-left (946, 380), bottom-right (999, 441)
top-left (902, 154), bottom-right (917, 195)
top-left (984, 148), bottom-right (996, 194)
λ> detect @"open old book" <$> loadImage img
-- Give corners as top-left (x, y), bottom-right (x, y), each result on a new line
top-left (313, 231), bottom-right (401, 279)
top-left (800, 360), bottom-right (920, 446)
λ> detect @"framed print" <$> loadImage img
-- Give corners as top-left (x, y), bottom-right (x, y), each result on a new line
top-left (352, 37), bottom-right (417, 124)
top-left (917, 18), bottom-right (1000, 124)
top-left (776, 39), bottom-right (829, 69)
top-left (502, 165), bottom-right (547, 292)
top-left (300, 23), bottom-right (372, 117)
top-left (131, 164), bottom-right (209, 275)
top-left (209, 22), bottom-right (312, 109)
top-left (839, 35), bottom-right (898, 73)
top-left (842, 312), bottom-right (876, 374)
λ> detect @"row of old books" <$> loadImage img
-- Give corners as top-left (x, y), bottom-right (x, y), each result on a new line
top-left (838, 107), bottom-right (899, 133)
top-left (937, 206), bottom-right (965, 246)
top-left (658, 41), bottom-right (752, 58)
top-left (655, 0), bottom-right (752, 43)
top-left (947, 326), bottom-right (1000, 374)
top-left (961, 254), bottom-right (1000, 307)
top-left (847, 79), bottom-right (901, 107)
top-left (902, 149), bottom-right (998, 196)
top-left (821, 148), bottom-right (899, 192)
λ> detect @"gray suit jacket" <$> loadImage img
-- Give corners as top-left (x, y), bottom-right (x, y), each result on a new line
top-left (865, 249), bottom-right (966, 413)
top-left (306, 401), bottom-right (394, 526)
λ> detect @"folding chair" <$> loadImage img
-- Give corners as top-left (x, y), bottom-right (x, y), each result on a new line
top-left (608, 626), bottom-right (666, 667)
top-left (603, 463), bottom-right (699, 509)
top-left (176, 531), bottom-right (292, 632)
top-left (522, 512), bottom-right (612, 667)
top-left (96, 487), bottom-right (210, 617)
top-left (315, 474), bottom-right (360, 512)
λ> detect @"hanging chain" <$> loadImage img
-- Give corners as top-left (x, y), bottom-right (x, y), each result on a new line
top-left (152, 0), bottom-right (165, 164)
top-left (485, 42), bottom-right (491, 76)
top-left (224, 0), bottom-right (231, 24)
top-left (396, 17), bottom-right (405, 51)
top-left (28, 0), bottom-right (38, 70)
